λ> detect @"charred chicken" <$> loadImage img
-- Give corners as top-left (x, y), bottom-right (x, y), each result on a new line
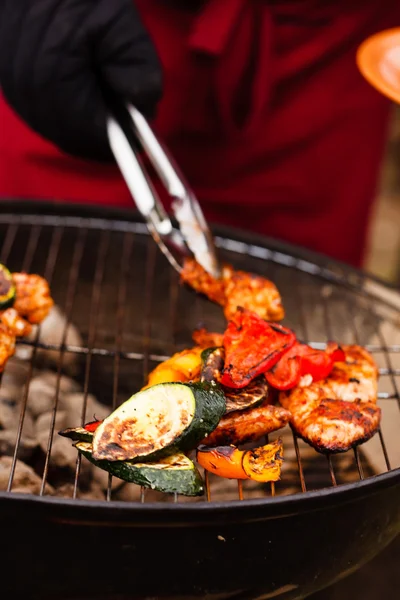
top-left (280, 345), bottom-right (380, 453)
top-left (181, 258), bottom-right (284, 321)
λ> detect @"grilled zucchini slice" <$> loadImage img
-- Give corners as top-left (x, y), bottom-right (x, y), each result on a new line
top-left (0, 264), bottom-right (16, 309)
top-left (92, 381), bottom-right (226, 462)
top-left (58, 426), bottom-right (94, 443)
top-left (76, 442), bottom-right (204, 496)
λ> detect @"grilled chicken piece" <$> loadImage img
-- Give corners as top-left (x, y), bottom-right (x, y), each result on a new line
top-left (222, 265), bottom-right (284, 321)
top-left (280, 345), bottom-right (380, 453)
top-left (12, 273), bottom-right (54, 324)
top-left (0, 322), bottom-right (16, 372)
top-left (0, 308), bottom-right (32, 337)
top-left (192, 328), bottom-right (224, 349)
top-left (180, 258), bottom-right (226, 305)
top-left (181, 258), bottom-right (284, 321)
top-left (202, 401), bottom-right (291, 447)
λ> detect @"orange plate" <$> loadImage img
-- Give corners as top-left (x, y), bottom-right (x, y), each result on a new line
top-left (357, 28), bottom-right (400, 105)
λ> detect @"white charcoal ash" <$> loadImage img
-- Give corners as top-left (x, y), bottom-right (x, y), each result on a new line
top-left (26, 370), bottom-right (80, 419)
top-left (0, 383), bottom-right (38, 460)
top-left (35, 409), bottom-right (68, 450)
top-left (0, 431), bottom-right (37, 463)
top-left (0, 393), bottom-right (21, 432)
top-left (0, 305), bottom-right (117, 498)
top-left (0, 456), bottom-right (54, 495)
top-left (1, 356), bottom-right (31, 389)
top-left (23, 306), bottom-right (83, 376)
top-left (0, 385), bottom-right (35, 439)
top-left (35, 410), bottom-right (92, 478)
top-left (60, 392), bottom-right (109, 429)
top-left (0, 382), bottom-right (22, 411)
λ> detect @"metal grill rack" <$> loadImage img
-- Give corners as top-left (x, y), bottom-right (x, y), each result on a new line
top-left (0, 205), bottom-right (399, 506)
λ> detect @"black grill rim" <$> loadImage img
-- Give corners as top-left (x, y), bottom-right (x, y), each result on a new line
top-left (0, 469), bottom-right (399, 523)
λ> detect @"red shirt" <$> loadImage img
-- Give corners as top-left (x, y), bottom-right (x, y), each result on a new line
top-left (0, 0), bottom-right (399, 266)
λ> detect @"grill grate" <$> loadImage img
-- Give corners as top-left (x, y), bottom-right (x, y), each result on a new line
top-left (0, 208), bottom-right (399, 505)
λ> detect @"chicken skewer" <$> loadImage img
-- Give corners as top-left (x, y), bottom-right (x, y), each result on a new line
top-left (279, 345), bottom-right (380, 453)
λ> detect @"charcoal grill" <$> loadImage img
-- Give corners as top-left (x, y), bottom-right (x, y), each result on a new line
top-left (0, 200), bottom-right (399, 600)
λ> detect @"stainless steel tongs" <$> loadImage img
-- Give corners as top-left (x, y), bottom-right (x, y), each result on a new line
top-left (106, 104), bottom-right (221, 279)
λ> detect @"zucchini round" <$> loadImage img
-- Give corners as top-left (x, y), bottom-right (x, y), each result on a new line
top-left (58, 426), bottom-right (94, 443)
top-left (92, 381), bottom-right (226, 462)
top-left (76, 442), bottom-right (204, 496)
top-left (0, 264), bottom-right (16, 309)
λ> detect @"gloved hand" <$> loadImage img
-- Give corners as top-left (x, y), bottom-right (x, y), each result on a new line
top-left (0, 0), bottom-right (162, 161)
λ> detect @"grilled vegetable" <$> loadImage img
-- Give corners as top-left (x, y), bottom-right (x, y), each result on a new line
top-left (201, 346), bottom-right (270, 413)
top-left (83, 419), bottom-right (104, 433)
top-left (221, 308), bottom-right (296, 388)
top-left (143, 347), bottom-right (203, 389)
top-left (92, 381), bottom-right (226, 462)
top-left (200, 347), bottom-right (224, 383)
top-left (76, 442), bottom-right (204, 496)
top-left (265, 350), bottom-right (301, 391)
top-left (58, 419), bottom-right (103, 443)
top-left (224, 377), bottom-right (270, 413)
top-left (300, 342), bottom-right (346, 381)
top-left (0, 264), bottom-right (16, 309)
top-left (197, 438), bottom-right (283, 482)
top-left (202, 401), bottom-right (291, 447)
top-left (265, 342), bottom-right (346, 391)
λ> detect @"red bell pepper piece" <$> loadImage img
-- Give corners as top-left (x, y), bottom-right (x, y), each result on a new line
top-left (299, 342), bottom-right (345, 381)
top-left (220, 308), bottom-right (296, 388)
top-left (84, 419), bottom-right (103, 433)
top-left (264, 341), bottom-right (346, 390)
top-left (325, 342), bottom-right (346, 364)
top-left (264, 352), bottom-right (302, 391)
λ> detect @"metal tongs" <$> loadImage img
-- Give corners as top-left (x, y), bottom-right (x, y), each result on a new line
top-left (106, 104), bottom-right (221, 279)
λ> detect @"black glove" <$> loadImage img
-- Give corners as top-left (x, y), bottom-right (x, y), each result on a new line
top-left (0, 0), bottom-right (162, 161)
